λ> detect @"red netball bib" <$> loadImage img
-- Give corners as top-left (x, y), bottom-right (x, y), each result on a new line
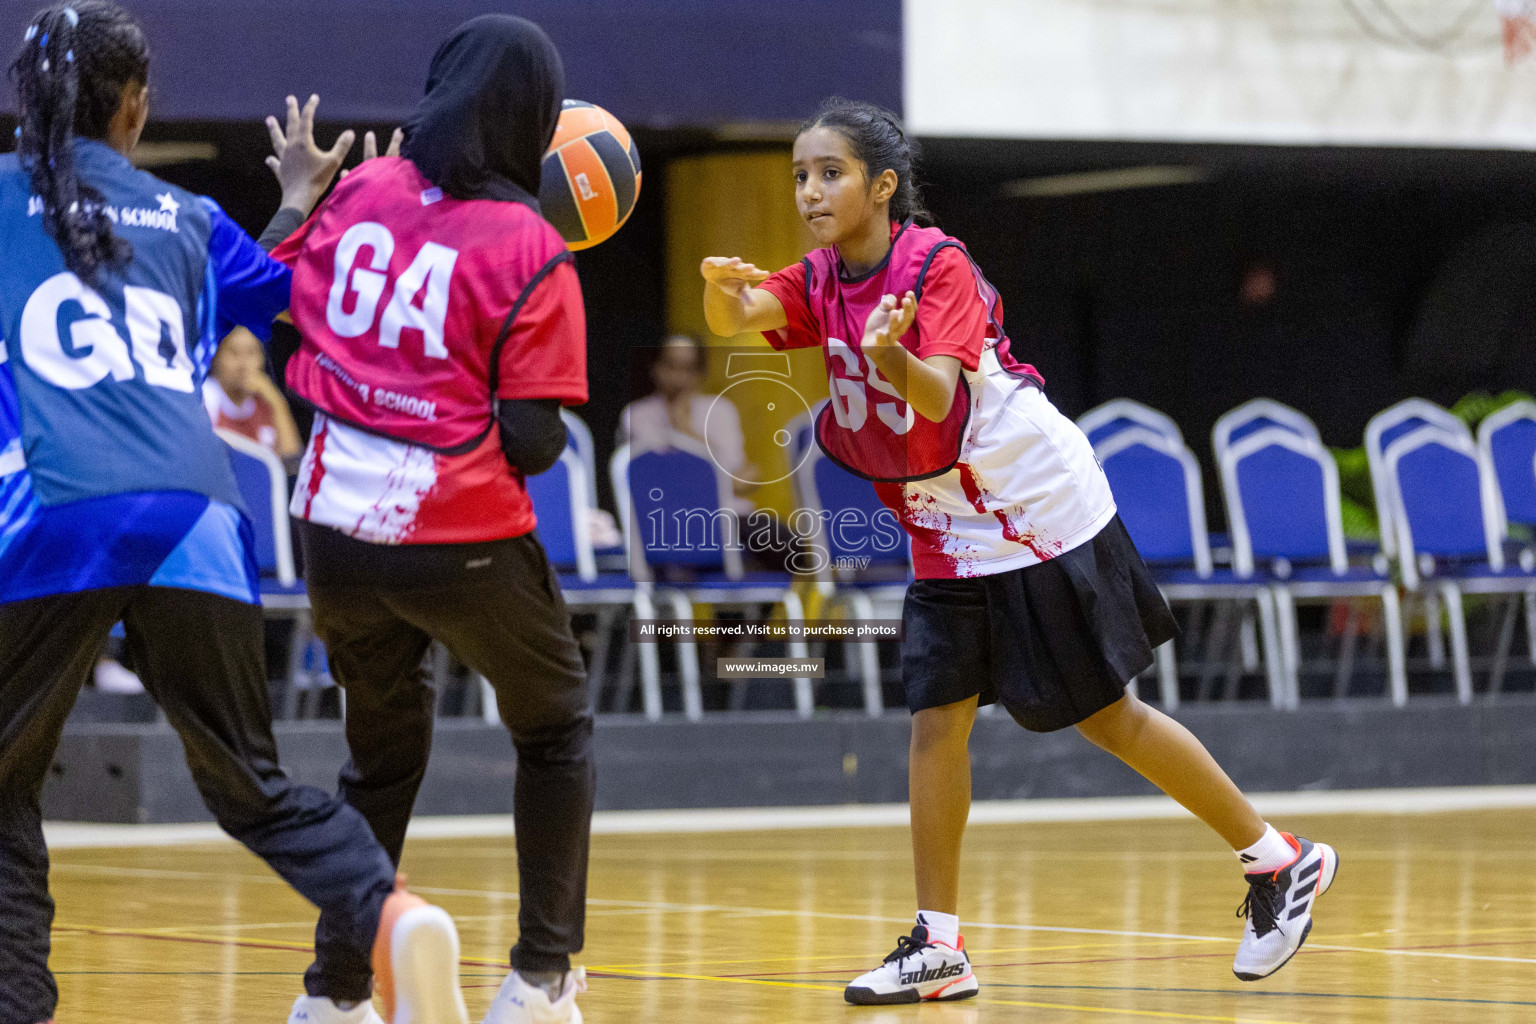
top-left (801, 222), bottom-right (1033, 482)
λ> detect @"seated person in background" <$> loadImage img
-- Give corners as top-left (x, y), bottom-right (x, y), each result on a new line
top-left (203, 326), bottom-right (303, 459)
top-left (618, 334), bottom-right (794, 572)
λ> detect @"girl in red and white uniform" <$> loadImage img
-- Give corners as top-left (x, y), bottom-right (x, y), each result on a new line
top-left (701, 99), bottom-right (1338, 1005)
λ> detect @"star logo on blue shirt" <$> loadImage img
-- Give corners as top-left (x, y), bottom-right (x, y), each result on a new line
top-left (156, 192), bottom-right (181, 215)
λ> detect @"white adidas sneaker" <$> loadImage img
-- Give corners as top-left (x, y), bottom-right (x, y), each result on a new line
top-left (844, 926), bottom-right (978, 1005)
top-left (287, 996), bottom-right (384, 1024)
top-left (1233, 832), bottom-right (1339, 981)
top-left (481, 968), bottom-right (586, 1024)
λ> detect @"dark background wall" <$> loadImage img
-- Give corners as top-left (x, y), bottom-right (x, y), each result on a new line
top-left (0, 0), bottom-right (902, 125)
top-left (922, 139), bottom-right (1536, 445)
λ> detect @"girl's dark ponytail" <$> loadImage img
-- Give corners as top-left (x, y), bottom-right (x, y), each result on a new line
top-left (9, 2), bottom-right (148, 283)
top-left (800, 97), bottom-right (932, 226)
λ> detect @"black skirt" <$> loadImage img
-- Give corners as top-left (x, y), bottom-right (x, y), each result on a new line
top-left (900, 514), bottom-right (1178, 732)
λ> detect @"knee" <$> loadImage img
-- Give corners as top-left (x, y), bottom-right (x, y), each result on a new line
top-left (911, 699), bottom-right (976, 753)
top-left (508, 701), bottom-right (593, 765)
top-left (1075, 692), bottom-right (1146, 751)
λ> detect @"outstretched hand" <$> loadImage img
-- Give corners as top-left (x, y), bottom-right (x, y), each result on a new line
top-left (700, 256), bottom-right (771, 297)
top-left (341, 127), bottom-right (404, 178)
top-left (863, 291), bottom-right (917, 350)
top-left (264, 94), bottom-right (355, 216)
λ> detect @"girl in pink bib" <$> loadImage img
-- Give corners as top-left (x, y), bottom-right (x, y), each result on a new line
top-left (701, 98), bottom-right (1337, 1004)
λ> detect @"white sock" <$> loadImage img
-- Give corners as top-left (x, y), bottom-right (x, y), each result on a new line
top-left (916, 910), bottom-right (960, 948)
top-left (1236, 824), bottom-right (1296, 874)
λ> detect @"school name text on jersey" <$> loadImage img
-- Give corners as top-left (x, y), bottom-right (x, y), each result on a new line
top-left (27, 192), bottom-right (180, 233)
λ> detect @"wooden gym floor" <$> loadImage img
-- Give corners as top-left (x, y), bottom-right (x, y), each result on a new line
top-left (45, 807), bottom-right (1536, 1024)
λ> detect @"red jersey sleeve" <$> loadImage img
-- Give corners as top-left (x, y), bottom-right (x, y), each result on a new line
top-left (756, 260), bottom-right (823, 351)
top-left (495, 257), bottom-right (588, 404)
top-left (913, 247), bottom-right (988, 372)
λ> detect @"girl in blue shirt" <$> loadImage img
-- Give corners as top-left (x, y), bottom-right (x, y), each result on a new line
top-left (0, 6), bottom-right (467, 1024)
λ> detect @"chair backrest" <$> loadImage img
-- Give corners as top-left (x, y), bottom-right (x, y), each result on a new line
top-left (784, 402), bottom-right (823, 465)
top-left (217, 429), bottom-right (295, 586)
top-left (1212, 398), bottom-right (1320, 461)
top-left (1477, 400), bottom-right (1536, 531)
top-left (796, 444), bottom-right (909, 576)
top-left (1219, 427), bottom-right (1345, 578)
top-left (1365, 398), bottom-right (1469, 556)
top-left (1095, 427), bottom-right (1213, 576)
top-left (559, 409), bottom-right (599, 511)
top-left (1078, 398), bottom-right (1183, 448)
top-left (1383, 425), bottom-right (1503, 588)
top-left (611, 439), bottom-right (742, 581)
top-left (525, 448), bottom-right (598, 581)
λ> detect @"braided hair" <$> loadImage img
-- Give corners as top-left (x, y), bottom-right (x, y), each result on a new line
top-left (800, 97), bottom-right (932, 226)
top-left (9, 2), bottom-right (148, 283)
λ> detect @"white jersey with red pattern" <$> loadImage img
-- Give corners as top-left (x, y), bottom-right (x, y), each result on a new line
top-left (875, 383), bottom-right (1116, 578)
top-left (760, 226), bottom-right (1114, 579)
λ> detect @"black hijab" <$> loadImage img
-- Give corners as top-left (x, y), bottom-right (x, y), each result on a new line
top-left (402, 14), bottom-right (564, 207)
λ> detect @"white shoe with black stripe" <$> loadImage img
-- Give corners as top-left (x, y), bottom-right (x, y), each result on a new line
top-left (1233, 833), bottom-right (1339, 981)
top-left (844, 926), bottom-right (979, 1005)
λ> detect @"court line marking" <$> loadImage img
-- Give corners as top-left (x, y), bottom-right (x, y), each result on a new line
top-left (986, 982), bottom-right (1536, 1009)
top-left (56, 865), bottom-right (1536, 970)
top-left (51, 917), bottom-right (1534, 1017)
top-left (52, 860), bottom-right (1536, 957)
top-left (50, 861), bottom-right (1536, 966)
top-left (978, 998), bottom-right (1305, 1023)
top-left (43, 783), bottom-right (1536, 848)
top-left (597, 939), bottom-right (1210, 971)
top-left (591, 967), bottom-right (1305, 1023)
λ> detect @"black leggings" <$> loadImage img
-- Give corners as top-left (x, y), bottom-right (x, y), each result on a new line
top-left (0, 587), bottom-right (395, 1024)
top-left (299, 523), bottom-right (594, 999)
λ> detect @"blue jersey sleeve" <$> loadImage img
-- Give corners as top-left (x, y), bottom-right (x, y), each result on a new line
top-left (199, 197), bottom-right (293, 343)
top-left (0, 348), bottom-right (21, 474)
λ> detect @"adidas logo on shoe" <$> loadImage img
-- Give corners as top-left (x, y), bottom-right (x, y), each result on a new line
top-left (845, 926), bottom-right (980, 1006)
top-left (898, 962), bottom-right (969, 986)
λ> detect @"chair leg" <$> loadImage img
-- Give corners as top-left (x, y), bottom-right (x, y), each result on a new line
top-left (841, 592), bottom-right (884, 717)
top-left (1273, 587), bottom-right (1301, 709)
top-left (1489, 595), bottom-right (1520, 698)
top-left (781, 591), bottom-right (815, 719)
top-left (586, 606), bottom-right (619, 710)
top-left (1181, 602), bottom-right (1207, 663)
top-left (1439, 583), bottom-right (1473, 704)
top-left (479, 675), bottom-right (500, 725)
top-left (660, 591), bottom-right (704, 721)
top-left (1239, 609), bottom-right (1261, 672)
top-left (1332, 601), bottom-right (1360, 699)
top-left (1380, 585), bottom-right (1408, 708)
top-left (1156, 640), bottom-right (1179, 710)
top-left (612, 631), bottom-right (638, 714)
top-left (1254, 590), bottom-right (1287, 709)
top-left (283, 609), bottom-right (311, 722)
top-left (632, 588), bottom-right (664, 720)
top-left (1525, 590), bottom-right (1536, 667)
top-left (1198, 600), bottom-right (1234, 701)
top-left (1424, 590), bottom-right (1446, 669)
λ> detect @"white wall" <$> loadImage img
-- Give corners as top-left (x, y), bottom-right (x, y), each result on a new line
top-left (905, 0), bottom-right (1536, 148)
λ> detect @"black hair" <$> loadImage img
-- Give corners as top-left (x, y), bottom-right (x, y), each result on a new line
top-left (9, 1), bottom-right (148, 283)
top-left (799, 97), bottom-right (932, 226)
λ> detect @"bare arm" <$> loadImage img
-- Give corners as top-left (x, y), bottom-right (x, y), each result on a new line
top-left (861, 291), bottom-right (961, 424)
top-left (249, 371), bottom-right (304, 459)
top-left (701, 257), bottom-right (789, 336)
